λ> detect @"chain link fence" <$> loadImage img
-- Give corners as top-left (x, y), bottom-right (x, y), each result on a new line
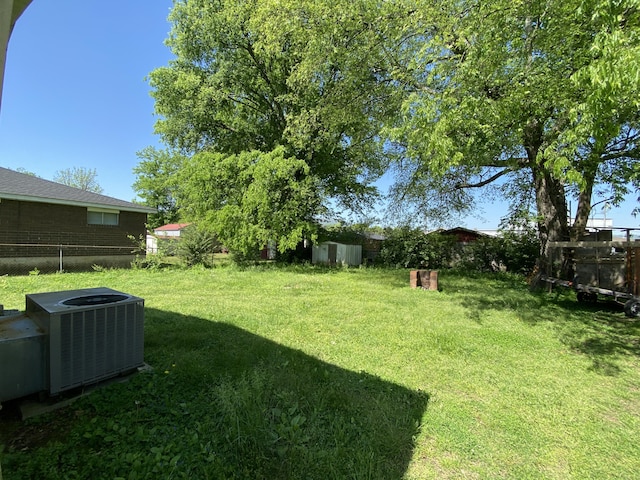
top-left (0, 243), bottom-right (140, 276)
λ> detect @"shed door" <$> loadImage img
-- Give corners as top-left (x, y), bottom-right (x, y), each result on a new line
top-left (328, 243), bottom-right (337, 265)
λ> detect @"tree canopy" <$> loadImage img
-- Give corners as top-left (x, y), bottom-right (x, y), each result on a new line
top-left (177, 147), bottom-right (320, 258)
top-left (141, 0), bottom-right (640, 261)
top-left (54, 167), bottom-right (103, 194)
top-left (148, 0), bottom-right (399, 212)
top-left (385, 0), bottom-right (640, 252)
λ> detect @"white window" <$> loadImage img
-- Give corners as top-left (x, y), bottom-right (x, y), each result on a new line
top-left (88, 209), bottom-right (119, 226)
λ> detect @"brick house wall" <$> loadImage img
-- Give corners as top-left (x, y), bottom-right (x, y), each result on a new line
top-left (0, 199), bottom-right (147, 272)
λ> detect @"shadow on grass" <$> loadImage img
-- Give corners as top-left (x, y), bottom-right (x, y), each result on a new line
top-left (452, 274), bottom-right (640, 376)
top-left (1, 307), bottom-right (429, 480)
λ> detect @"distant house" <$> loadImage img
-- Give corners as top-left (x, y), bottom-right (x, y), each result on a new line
top-left (154, 223), bottom-right (191, 237)
top-left (260, 240), bottom-right (277, 260)
top-left (437, 227), bottom-right (488, 244)
top-left (0, 167), bottom-right (155, 273)
top-left (147, 223), bottom-right (191, 255)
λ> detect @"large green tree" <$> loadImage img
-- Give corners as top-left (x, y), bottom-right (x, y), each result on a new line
top-left (148, 0), bottom-right (398, 214)
top-left (144, 0), bottom-right (639, 263)
top-left (385, 0), bottom-right (640, 257)
top-left (178, 147), bottom-right (320, 258)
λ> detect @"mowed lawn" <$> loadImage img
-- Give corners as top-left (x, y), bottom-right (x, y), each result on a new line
top-left (1, 265), bottom-right (639, 479)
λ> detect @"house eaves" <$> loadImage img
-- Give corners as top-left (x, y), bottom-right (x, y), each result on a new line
top-left (0, 167), bottom-right (156, 214)
top-left (10, 0), bottom-right (31, 26)
top-left (1, 0), bottom-right (34, 111)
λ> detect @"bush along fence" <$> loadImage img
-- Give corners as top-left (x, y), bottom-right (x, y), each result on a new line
top-left (0, 243), bottom-right (138, 275)
top-left (376, 228), bottom-right (540, 275)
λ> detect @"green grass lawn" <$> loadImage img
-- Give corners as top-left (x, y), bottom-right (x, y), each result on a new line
top-left (1, 265), bottom-right (639, 479)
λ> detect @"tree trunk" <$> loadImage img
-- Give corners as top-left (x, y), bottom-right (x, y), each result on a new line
top-left (570, 164), bottom-right (597, 242)
top-left (524, 120), bottom-right (570, 271)
top-left (533, 167), bottom-right (569, 257)
top-left (572, 192), bottom-right (592, 242)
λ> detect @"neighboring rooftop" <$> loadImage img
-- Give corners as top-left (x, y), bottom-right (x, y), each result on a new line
top-left (0, 166), bottom-right (155, 213)
top-left (154, 223), bottom-right (190, 232)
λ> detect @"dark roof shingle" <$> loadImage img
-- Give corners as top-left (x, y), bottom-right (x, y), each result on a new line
top-left (0, 167), bottom-right (155, 213)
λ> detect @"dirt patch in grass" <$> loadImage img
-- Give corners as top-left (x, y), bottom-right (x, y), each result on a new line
top-left (0, 402), bottom-right (80, 452)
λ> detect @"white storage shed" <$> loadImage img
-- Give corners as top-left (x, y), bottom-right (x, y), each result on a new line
top-left (312, 241), bottom-right (362, 266)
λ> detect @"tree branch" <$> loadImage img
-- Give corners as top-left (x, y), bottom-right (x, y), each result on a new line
top-left (455, 168), bottom-right (511, 189)
top-left (240, 32), bottom-right (287, 129)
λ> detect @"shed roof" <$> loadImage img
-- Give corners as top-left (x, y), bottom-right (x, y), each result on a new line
top-left (437, 227), bottom-right (488, 237)
top-left (0, 167), bottom-right (155, 213)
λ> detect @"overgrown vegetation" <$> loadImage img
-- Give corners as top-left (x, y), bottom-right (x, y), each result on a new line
top-left (176, 226), bottom-right (218, 267)
top-left (130, 227), bottom-right (219, 270)
top-left (376, 227), bottom-right (540, 274)
top-left (1, 266), bottom-right (639, 479)
top-left (377, 228), bottom-right (457, 269)
top-left (457, 228), bottom-right (541, 274)
top-left (136, 0), bottom-right (640, 265)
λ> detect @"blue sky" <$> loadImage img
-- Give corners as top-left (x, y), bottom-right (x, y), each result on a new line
top-left (1, 0), bottom-right (638, 231)
top-left (0, 0), bottom-right (173, 202)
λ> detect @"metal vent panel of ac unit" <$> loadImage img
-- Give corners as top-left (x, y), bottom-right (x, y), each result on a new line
top-left (25, 287), bottom-right (145, 395)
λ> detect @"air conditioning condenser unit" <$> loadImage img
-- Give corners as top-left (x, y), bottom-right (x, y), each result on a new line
top-left (0, 287), bottom-right (145, 407)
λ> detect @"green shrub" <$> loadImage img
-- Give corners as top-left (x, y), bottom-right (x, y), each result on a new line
top-left (377, 228), bottom-right (457, 269)
top-left (178, 227), bottom-right (218, 267)
top-left (377, 227), bottom-right (539, 274)
top-left (157, 237), bottom-right (180, 256)
top-left (128, 234), bottom-right (173, 270)
top-left (499, 229), bottom-right (540, 274)
top-left (458, 229), bottom-right (540, 274)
